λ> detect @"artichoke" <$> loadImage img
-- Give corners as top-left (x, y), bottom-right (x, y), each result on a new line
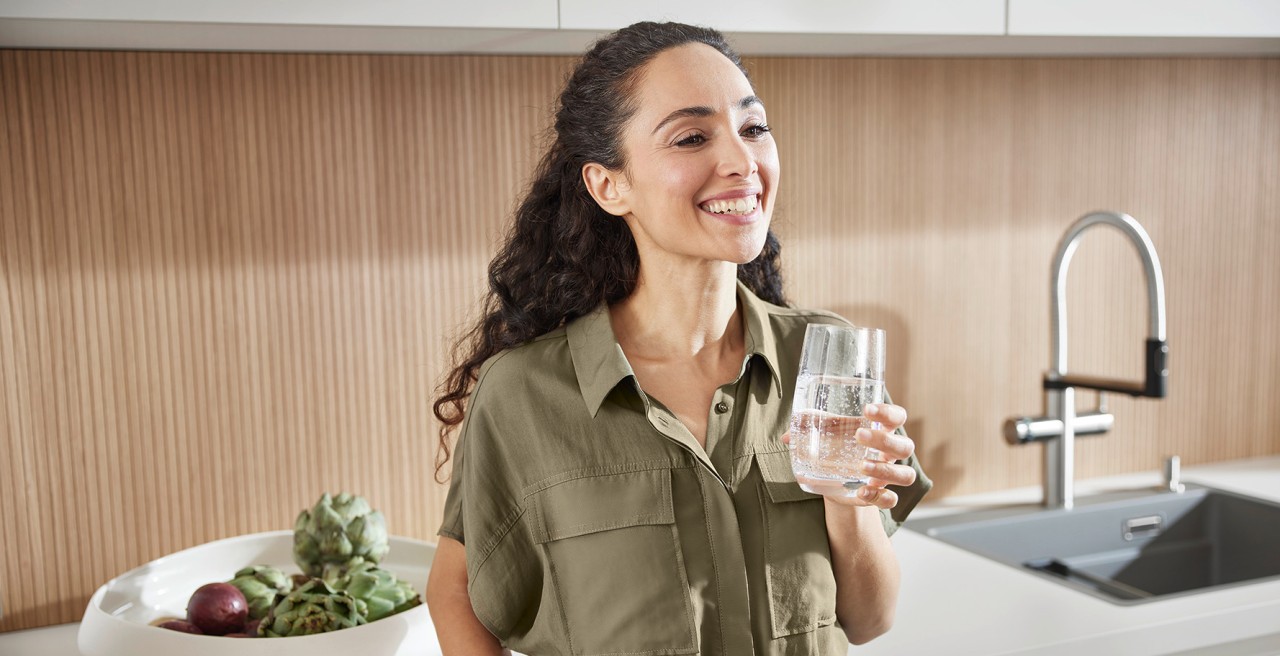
top-left (328, 562), bottom-right (422, 622)
top-left (228, 565), bottom-right (293, 620)
top-left (257, 579), bottom-right (366, 637)
top-left (294, 492), bottom-right (390, 580)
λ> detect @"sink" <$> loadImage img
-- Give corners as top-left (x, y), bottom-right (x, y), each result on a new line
top-left (907, 485), bottom-right (1280, 604)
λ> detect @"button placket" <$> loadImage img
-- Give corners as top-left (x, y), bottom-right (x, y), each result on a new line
top-left (647, 406), bottom-right (728, 489)
top-left (704, 389), bottom-right (743, 488)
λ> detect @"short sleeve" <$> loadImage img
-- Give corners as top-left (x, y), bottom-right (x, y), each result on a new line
top-left (434, 363), bottom-right (545, 642)
top-left (436, 429), bottom-right (467, 544)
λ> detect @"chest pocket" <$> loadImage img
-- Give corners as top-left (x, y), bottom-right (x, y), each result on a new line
top-left (530, 467), bottom-right (698, 656)
top-left (756, 449), bottom-right (839, 638)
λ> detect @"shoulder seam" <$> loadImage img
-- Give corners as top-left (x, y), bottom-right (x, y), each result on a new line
top-left (471, 329), bottom-right (568, 395)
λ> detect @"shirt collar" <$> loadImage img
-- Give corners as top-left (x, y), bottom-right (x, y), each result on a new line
top-left (566, 280), bottom-right (785, 417)
top-left (565, 303), bottom-right (636, 418)
top-left (737, 281), bottom-right (785, 397)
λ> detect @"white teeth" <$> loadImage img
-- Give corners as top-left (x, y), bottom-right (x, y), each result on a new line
top-left (701, 195), bottom-right (758, 215)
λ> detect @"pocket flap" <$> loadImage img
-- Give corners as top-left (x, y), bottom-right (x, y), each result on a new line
top-left (756, 450), bottom-right (824, 504)
top-left (531, 468), bottom-right (675, 543)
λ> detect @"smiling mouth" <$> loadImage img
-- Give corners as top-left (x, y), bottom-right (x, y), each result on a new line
top-left (699, 195), bottom-right (760, 216)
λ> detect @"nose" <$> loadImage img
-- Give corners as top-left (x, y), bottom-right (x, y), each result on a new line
top-left (716, 132), bottom-right (758, 178)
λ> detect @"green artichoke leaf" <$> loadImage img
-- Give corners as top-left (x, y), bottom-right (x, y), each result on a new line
top-left (228, 565), bottom-right (294, 620)
top-left (293, 492), bottom-right (391, 579)
top-left (328, 563), bottom-right (423, 622)
top-left (258, 579), bottom-right (367, 637)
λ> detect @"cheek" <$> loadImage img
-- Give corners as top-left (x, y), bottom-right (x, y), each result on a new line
top-left (653, 159), bottom-right (709, 203)
top-left (758, 143), bottom-right (781, 190)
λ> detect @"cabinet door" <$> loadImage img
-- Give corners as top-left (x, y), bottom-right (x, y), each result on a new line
top-left (560, 0), bottom-right (1005, 36)
top-left (1009, 0), bottom-right (1280, 37)
top-left (0, 0), bottom-right (558, 30)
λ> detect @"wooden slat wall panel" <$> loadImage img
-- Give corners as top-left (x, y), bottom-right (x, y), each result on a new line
top-left (0, 49), bottom-right (571, 630)
top-left (1, 50), bottom-right (1277, 630)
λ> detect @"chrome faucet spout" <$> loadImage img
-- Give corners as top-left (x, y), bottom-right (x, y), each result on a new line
top-left (1046, 211), bottom-right (1170, 400)
top-left (1051, 212), bottom-right (1168, 370)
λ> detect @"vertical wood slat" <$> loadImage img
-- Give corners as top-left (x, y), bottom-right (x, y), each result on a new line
top-left (0, 46), bottom-right (40, 629)
top-left (1, 51), bottom-right (1278, 631)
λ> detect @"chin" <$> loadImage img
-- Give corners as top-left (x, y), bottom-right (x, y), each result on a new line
top-left (724, 235), bottom-right (771, 266)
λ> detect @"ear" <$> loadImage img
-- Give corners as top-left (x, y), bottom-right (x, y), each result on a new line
top-left (581, 162), bottom-right (631, 217)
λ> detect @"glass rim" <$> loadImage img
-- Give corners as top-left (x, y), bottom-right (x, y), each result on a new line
top-left (799, 322), bottom-right (887, 381)
top-left (805, 323), bottom-right (885, 338)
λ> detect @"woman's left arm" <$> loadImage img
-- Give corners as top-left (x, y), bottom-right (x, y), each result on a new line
top-left (808, 403), bottom-right (918, 645)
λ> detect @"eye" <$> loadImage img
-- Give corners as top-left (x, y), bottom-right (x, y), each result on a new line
top-left (742, 123), bottom-right (772, 139)
top-left (674, 132), bottom-right (706, 147)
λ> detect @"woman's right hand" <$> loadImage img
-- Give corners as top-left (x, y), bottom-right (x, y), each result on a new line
top-left (425, 536), bottom-right (511, 655)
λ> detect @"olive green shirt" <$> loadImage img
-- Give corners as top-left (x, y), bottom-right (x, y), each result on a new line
top-left (438, 282), bottom-right (932, 655)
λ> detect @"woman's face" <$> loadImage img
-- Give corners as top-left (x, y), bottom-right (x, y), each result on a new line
top-left (590, 43), bottom-right (779, 268)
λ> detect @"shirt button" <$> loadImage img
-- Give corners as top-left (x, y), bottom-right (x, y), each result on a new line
top-left (715, 401), bottom-right (730, 414)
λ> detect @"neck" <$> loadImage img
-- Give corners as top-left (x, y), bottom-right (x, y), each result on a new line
top-left (610, 260), bottom-right (742, 363)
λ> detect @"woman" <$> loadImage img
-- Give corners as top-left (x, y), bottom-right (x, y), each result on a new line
top-left (425, 21), bottom-right (931, 654)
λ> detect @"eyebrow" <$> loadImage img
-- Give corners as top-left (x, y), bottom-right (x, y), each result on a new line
top-left (651, 95), bottom-right (763, 135)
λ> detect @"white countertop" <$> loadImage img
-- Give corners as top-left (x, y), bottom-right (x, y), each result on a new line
top-left (5, 456), bottom-right (1279, 656)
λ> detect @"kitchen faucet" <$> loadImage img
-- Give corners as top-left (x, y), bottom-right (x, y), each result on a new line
top-left (1007, 211), bottom-right (1169, 510)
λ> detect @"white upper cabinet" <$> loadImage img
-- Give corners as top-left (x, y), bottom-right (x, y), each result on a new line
top-left (1009, 0), bottom-right (1280, 38)
top-left (2, 0), bottom-right (1278, 54)
top-left (560, 0), bottom-right (1006, 36)
top-left (0, 0), bottom-right (559, 30)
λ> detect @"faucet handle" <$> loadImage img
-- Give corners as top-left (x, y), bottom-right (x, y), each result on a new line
top-left (1163, 455), bottom-right (1185, 494)
top-left (1146, 339), bottom-right (1170, 399)
top-left (1096, 391), bottom-right (1109, 414)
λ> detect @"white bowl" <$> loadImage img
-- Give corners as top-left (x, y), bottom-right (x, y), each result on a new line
top-left (79, 530), bottom-right (440, 656)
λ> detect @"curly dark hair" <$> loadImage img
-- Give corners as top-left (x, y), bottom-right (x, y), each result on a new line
top-left (432, 21), bottom-right (788, 481)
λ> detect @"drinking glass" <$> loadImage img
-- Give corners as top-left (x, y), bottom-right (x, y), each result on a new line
top-left (788, 324), bottom-right (886, 497)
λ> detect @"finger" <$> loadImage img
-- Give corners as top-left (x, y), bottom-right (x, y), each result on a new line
top-left (861, 461), bottom-right (918, 487)
top-left (780, 432), bottom-right (790, 446)
top-left (866, 403), bottom-right (907, 430)
top-left (855, 427), bottom-right (915, 461)
top-left (858, 485), bottom-right (899, 510)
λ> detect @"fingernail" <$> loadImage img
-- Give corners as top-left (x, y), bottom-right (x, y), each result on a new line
top-left (856, 428), bottom-right (872, 441)
top-left (866, 404), bottom-right (880, 415)
top-left (861, 461), bottom-right (877, 475)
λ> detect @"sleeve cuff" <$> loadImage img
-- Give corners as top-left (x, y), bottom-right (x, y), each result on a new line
top-left (436, 527), bottom-right (465, 544)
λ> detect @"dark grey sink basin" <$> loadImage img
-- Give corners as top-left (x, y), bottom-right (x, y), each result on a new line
top-left (908, 485), bottom-right (1280, 604)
